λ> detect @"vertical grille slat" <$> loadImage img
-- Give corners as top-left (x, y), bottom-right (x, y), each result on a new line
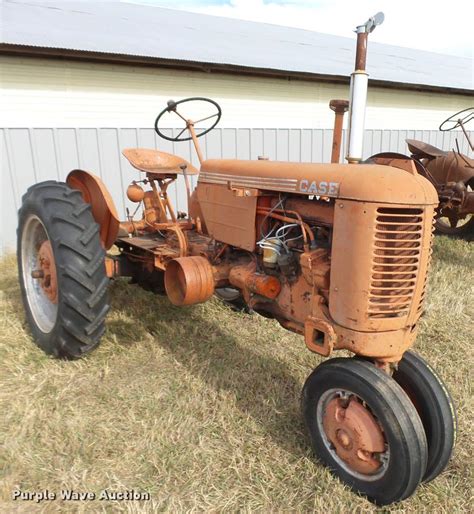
top-left (369, 208), bottom-right (424, 319)
top-left (416, 220), bottom-right (435, 314)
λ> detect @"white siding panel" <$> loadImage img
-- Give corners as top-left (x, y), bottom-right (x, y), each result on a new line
top-left (1, 126), bottom-right (472, 253)
top-left (1, 56), bottom-right (473, 130)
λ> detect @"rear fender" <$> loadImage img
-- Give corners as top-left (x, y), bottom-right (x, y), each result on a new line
top-left (425, 152), bottom-right (474, 185)
top-left (66, 170), bottom-right (120, 250)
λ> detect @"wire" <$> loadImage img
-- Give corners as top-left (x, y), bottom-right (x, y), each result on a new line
top-left (275, 223), bottom-right (298, 238)
top-left (260, 194), bottom-right (286, 239)
top-left (256, 244), bottom-right (281, 258)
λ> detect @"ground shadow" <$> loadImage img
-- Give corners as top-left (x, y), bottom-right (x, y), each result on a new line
top-left (3, 271), bottom-right (312, 460)
top-left (0, 266), bottom-right (26, 322)
top-left (106, 281), bottom-right (312, 460)
top-left (432, 236), bottom-right (472, 268)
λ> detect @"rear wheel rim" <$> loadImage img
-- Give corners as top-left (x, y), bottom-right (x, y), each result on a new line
top-left (21, 215), bottom-right (58, 333)
top-left (436, 213), bottom-right (473, 230)
top-left (436, 185), bottom-right (473, 232)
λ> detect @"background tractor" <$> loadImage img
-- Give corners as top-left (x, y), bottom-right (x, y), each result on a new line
top-left (367, 107), bottom-right (474, 238)
top-left (16, 13), bottom-right (456, 505)
top-left (407, 108), bottom-right (474, 237)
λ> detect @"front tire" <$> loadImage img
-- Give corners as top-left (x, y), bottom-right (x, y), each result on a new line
top-left (392, 351), bottom-right (457, 483)
top-left (17, 181), bottom-right (109, 359)
top-left (302, 358), bottom-right (427, 505)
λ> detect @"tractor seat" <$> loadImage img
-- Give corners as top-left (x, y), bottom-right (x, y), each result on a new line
top-left (406, 139), bottom-right (448, 159)
top-left (122, 148), bottom-right (198, 175)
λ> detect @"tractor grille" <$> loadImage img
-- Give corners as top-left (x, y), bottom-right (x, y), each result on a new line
top-left (416, 219), bottom-right (435, 315)
top-left (369, 207), bottom-right (424, 318)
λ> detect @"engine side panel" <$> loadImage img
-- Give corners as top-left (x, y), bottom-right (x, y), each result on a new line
top-left (196, 183), bottom-right (257, 251)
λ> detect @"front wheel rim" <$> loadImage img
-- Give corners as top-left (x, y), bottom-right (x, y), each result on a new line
top-left (21, 215), bottom-right (59, 333)
top-left (317, 388), bottom-right (390, 481)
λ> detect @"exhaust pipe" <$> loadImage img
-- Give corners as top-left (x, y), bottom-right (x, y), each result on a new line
top-left (329, 99), bottom-right (349, 163)
top-left (346, 12), bottom-right (384, 163)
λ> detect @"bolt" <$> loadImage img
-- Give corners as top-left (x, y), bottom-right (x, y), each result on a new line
top-left (357, 449), bottom-right (371, 461)
top-left (336, 429), bottom-right (351, 448)
top-left (31, 270), bottom-right (44, 279)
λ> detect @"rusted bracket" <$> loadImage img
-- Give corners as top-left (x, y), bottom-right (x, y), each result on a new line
top-left (228, 182), bottom-right (261, 197)
top-left (304, 317), bottom-right (337, 357)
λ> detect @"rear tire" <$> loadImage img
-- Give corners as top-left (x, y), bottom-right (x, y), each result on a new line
top-left (392, 350), bottom-right (457, 482)
top-left (435, 182), bottom-right (474, 238)
top-left (302, 358), bottom-right (427, 505)
top-left (434, 215), bottom-right (474, 237)
top-left (17, 181), bottom-right (109, 359)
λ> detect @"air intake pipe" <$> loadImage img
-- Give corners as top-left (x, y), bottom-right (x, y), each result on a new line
top-left (346, 12), bottom-right (384, 163)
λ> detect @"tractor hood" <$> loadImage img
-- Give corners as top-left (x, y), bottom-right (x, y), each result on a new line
top-left (199, 159), bottom-right (438, 206)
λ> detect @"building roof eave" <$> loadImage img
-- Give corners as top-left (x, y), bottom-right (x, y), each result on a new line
top-left (1, 43), bottom-right (472, 97)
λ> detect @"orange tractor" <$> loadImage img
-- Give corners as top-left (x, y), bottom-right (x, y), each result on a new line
top-left (17, 14), bottom-right (456, 505)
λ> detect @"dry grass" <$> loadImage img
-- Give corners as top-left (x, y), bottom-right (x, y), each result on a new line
top-left (0, 236), bottom-right (472, 513)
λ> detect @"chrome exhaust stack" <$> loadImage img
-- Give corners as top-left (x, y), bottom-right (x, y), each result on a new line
top-left (346, 12), bottom-right (384, 163)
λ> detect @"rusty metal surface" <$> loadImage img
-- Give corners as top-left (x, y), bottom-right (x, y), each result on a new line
top-left (406, 139), bottom-right (448, 159)
top-left (127, 183), bottom-right (145, 203)
top-left (196, 183), bottom-right (258, 252)
top-left (423, 152), bottom-right (474, 186)
top-left (304, 317), bottom-right (336, 357)
top-left (406, 138), bottom-right (474, 228)
top-left (199, 159), bottom-right (438, 205)
top-left (278, 197), bottom-right (334, 226)
top-left (229, 265), bottom-right (281, 300)
top-left (36, 240), bottom-right (58, 304)
top-left (329, 200), bottom-right (435, 333)
top-left (365, 155), bottom-right (418, 175)
top-left (329, 99), bottom-right (349, 164)
top-left (66, 169), bottom-right (120, 250)
top-left (164, 256), bottom-right (214, 306)
top-left (122, 148), bottom-right (198, 175)
top-left (323, 396), bottom-right (386, 475)
top-left (61, 128), bottom-right (439, 363)
top-left (108, 156), bottom-right (436, 362)
top-left (355, 32), bottom-right (368, 71)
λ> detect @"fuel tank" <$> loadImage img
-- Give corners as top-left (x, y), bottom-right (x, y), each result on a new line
top-left (198, 159), bottom-right (438, 204)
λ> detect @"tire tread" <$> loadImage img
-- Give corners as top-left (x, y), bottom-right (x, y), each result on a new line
top-left (17, 181), bottom-right (109, 359)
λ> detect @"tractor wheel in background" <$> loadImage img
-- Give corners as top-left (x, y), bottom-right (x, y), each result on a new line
top-left (302, 358), bottom-right (427, 505)
top-left (392, 350), bottom-right (457, 483)
top-left (435, 214), bottom-right (474, 238)
top-left (435, 183), bottom-right (474, 239)
top-left (215, 287), bottom-right (248, 311)
top-left (17, 181), bottom-right (109, 359)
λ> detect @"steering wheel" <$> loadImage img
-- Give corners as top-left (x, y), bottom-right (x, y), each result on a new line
top-left (154, 97), bottom-right (222, 142)
top-left (439, 107), bottom-right (474, 132)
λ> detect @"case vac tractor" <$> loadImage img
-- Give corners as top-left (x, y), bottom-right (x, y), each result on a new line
top-left (17, 13), bottom-right (456, 505)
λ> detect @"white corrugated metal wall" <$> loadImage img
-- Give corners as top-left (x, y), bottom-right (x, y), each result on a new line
top-left (2, 126), bottom-right (472, 253)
